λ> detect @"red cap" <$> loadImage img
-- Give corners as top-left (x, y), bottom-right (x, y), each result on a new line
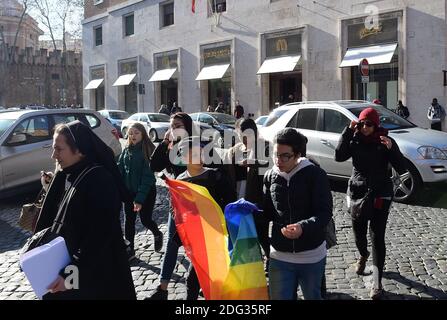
top-left (372, 99), bottom-right (382, 105)
top-left (359, 107), bottom-right (380, 127)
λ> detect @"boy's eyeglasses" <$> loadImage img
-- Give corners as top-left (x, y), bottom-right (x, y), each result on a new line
top-left (273, 152), bottom-right (296, 162)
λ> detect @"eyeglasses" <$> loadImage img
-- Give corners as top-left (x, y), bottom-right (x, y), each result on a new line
top-left (358, 121), bottom-right (375, 128)
top-left (273, 152), bottom-right (296, 162)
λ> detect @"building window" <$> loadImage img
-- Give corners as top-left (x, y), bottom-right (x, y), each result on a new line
top-left (211, 0), bottom-right (226, 13)
top-left (161, 2), bottom-right (174, 27)
top-left (94, 25), bottom-right (102, 46)
top-left (51, 73), bottom-right (60, 80)
top-left (124, 13), bottom-right (134, 37)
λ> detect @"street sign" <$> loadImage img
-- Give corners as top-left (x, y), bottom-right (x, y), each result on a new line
top-left (359, 58), bottom-right (369, 76)
top-left (361, 76), bottom-right (369, 83)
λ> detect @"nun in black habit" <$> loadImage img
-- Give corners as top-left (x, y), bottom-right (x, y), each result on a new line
top-left (34, 120), bottom-right (136, 300)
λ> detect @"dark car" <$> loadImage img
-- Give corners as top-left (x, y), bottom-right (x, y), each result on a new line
top-left (190, 112), bottom-right (238, 148)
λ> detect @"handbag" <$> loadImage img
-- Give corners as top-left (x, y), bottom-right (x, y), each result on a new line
top-left (18, 189), bottom-right (45, 232)
top-left (21, 166), bottom-right (100, 255)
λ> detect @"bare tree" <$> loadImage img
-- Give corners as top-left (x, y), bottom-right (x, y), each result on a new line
top-left (10, 0), bottom-right (30, 61)
top-left (33, 0), bottom-right (58, 52)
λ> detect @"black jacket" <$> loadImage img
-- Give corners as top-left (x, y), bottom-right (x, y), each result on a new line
top-left (263, 160), bottom-right (333, 253)
top-left (335, 127), bottom-right (407, 198)
top-left (35, 160), bottom-right (136, 300)
top-left (177, 168), bottom-right (236, 211)
top-left (150, 141), bottom-right (187, 178)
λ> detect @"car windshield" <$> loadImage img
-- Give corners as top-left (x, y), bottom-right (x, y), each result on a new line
top-left (109, 111), bottom-right (129, 120)
top-left (0, 119), bottom-right (15, 138)
top-left (148, 114), bottom-right (170, 122)
top-left (264, 109), bottom-right (289, 127)
top-left (256, 116), bottom-right (268, 126)
top-left (212, 113), bottom-right (236, 125)
top-left (350, 105), bottom-right (416, 130)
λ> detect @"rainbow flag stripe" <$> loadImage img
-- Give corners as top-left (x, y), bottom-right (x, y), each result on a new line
top-left (222, 199), bottom-right (269, 300)
top-left (165, 177), bottom-right (230, 300)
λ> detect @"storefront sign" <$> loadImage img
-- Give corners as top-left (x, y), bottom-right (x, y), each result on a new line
top-left (360, 24), bottom-right (383, 39)
top-left (155, 53), bottom-right (178, 70)
top-left (203, 45), bottom-right (231, 66)
top-left (266, 33), bottom-right (301, 58)
top-left (119, 60), bottom-right (137, 75)
top-left (90, 67), bottom-right (104, 80)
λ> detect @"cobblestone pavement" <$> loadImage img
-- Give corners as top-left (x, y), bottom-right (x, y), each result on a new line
top-left (1, 179), bottom-right (446, 300)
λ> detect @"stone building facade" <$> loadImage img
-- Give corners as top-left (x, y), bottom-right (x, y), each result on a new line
top-left (82, 0), bottom-right (447, 129)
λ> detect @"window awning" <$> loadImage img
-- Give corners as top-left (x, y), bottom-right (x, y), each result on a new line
top-left (148, 68), bottom-right (177, 82)
top-left (257, 55), bottom-right (301, 74)
top-left (112, 73), bottom-right (136, 86)
top-left (84, 79), bottom-right (104, 90)
top-left (339, 43), bottom-right (398, 67)
top-left (195, 64), bottom-right (230, 81)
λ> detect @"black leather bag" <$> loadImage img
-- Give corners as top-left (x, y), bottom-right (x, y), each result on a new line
top-left (348, 179), bottom-right (374, 220)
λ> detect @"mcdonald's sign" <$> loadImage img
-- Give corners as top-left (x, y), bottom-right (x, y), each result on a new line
top-left (276, 38), bottom-right (288, 52)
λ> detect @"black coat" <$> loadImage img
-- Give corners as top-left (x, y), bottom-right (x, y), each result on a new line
top-left (335, 127), bottom-right (407, 199)
top-left (35, 160), bottom-right (136, 300)
top-left (263, 162), bottom-right (333, 253)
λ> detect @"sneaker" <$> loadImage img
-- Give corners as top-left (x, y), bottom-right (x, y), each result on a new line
top-left (355, 253), bottom-right (370, 275)
top-left (126, 246), bottom-right (136, 262)
top-left (154, 232), bottom-right (163, 252)
top-left (144, 285), bottom-right (168, 300)
top-left (370, 286), bottom-right (384, 300)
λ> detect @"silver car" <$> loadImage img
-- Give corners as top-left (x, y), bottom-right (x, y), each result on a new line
top-left (260, 100), bottom-right (447, 203)
top-left (0, 109), bottom-right (122, 197)
top-left (120, 112), bottom-right (170, 142)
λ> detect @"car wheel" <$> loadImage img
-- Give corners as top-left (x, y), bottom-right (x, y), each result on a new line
top-left (122, 127), bottom-right (128, 139)
top-left (149, 129), bottom-right (158, 142)
top-left (392, 160), bottom-right (422, 204)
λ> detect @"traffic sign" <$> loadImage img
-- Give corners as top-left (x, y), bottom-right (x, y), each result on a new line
top-left (361, 76), bottom-right (369, 83)
top-left (359, 58), bottom-right (369, 76)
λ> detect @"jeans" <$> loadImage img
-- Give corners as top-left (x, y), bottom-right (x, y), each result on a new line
top-left (269, 257), bottom-right (326, 300)
top-left (352, 199), bottom-right (391, 285)
top-left (124, 187), bottom-right (160, 249)
top-left (160, 214), bottom-right (182, 283)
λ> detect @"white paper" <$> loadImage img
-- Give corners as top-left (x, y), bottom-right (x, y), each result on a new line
top-left (20, 236), bottom-right (71, 299)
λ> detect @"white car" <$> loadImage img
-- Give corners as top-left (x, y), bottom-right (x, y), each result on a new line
top-left (0, 108), bottom-right (122, 197)
top-left (260, 100), bottom-right (447, 203)
top-left (255, 115), bottom-right (269, 129)
top-left (121, 112), bottom-right (170, 142)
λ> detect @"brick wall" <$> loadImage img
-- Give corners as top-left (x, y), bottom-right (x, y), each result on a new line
top-left (0, 47), bottom-right (82, 107)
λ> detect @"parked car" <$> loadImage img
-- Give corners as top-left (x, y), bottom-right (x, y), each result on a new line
top-left (255, 115), bottom-right (269, 129)
top-left (260, 100), bottom-right (447, 203)
top-left (98, 109), bottom-right (130, 138)
top-left (190, 112), bottom-right (238, 148)
top-left (0, 108), bottom-right (122, 198)
top-left (120, 112), bottom-right (170, 142)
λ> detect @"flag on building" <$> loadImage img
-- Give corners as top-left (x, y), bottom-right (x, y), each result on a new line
top-left (222, 199), bottom-right (269, 300)
top-left (192, 0), bottom-right (196, 13)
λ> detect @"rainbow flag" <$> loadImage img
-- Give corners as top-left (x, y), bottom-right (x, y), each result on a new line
top-left (165, 177), bottom-right (230, 300)
top-left (222, 199), bottom-right (268, 300)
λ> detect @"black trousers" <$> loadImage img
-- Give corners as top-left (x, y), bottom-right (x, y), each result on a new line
top-left (253, 214), bottom-right (270, 259)
top-left (352, 200), bottom-right (391, 284)
top-left (186, 264), bottom-right (200, 300)
top-left (124, 187), bottom-right (160, 249)
top-left (431, 122), bottom-right (442, 131)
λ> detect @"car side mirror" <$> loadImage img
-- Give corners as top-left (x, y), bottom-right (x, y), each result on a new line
top-left (7, 133), bottom-right (26, 145)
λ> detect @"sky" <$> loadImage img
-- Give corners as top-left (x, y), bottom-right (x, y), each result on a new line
top-left (26, 0), bottom-right (84, 40)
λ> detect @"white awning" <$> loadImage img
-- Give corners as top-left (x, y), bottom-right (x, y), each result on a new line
top-left (257, 55), bottom-right (301, 74)
top-left (84, 79), bottom-right (104, 90)
top-left (112, 73), bottom-right (136, 86)
top-left (339, 43), bottom-right (398, 67)
top-left (148, 68), bottom-right (177, 82)
top-left (196, 64), bottom-right (230, 81)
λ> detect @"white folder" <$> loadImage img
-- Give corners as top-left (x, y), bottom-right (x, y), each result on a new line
top-left (20, 237), bottom-right (71, 299)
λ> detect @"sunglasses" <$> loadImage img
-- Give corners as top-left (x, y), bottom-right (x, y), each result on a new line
top-left (273, 152), bottom-right (296, 162)
top-left (358, 121), bottom-right (375, 128)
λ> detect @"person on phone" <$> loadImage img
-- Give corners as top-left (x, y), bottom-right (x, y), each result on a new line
top-left (263, 128), bottom-right (332, 300)
top-left (335, 107), bottom-right (408, 300)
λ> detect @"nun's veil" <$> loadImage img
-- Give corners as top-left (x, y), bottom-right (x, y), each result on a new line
top-left (66, 120), bottom-right (130, 202)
